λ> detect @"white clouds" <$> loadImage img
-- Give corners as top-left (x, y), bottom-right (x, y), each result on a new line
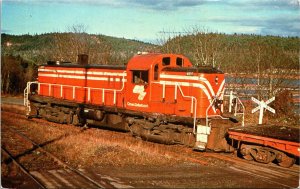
top-left (261, 16), bottom-right (300, 36)
top-left (222, 0), bottom-right (299, 8)
top-left (233, 26), bottom-right (262, 34)
top-left (9, 0), bottom-right (215, 10)
top-left (8, 0), bottom-right (299, 9)
top-left (2, 0), bottom-right (299, 39)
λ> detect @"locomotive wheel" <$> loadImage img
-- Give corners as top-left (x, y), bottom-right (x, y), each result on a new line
top-left (278, 153), bottom-right (295, 168)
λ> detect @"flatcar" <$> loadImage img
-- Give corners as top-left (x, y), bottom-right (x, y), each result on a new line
top-left (228, 125), bottom-right (300, 168)
top-left (25, 53), bottom-right (238, 151)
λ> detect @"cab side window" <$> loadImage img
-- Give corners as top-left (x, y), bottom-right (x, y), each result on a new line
top-left (162, 57), bottom-right (170, 66)
top-left (176, 57), bottom-right (183, 66)
top-left (132, 70), bottom-right (149, 84)
top-left (154, 64), bottom-right (159, 80)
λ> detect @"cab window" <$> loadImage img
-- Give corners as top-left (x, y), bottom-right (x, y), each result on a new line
top-left (162, 57), bottom-right (170, 66)
top-left (132, 70), bottom-right (148, 84)
top-left (176, 57), bottom-right (183, 66)
top-left (154, 64), bottom-right (159, 80)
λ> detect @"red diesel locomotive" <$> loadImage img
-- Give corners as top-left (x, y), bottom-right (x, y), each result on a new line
top-left (25, 53), bottom-right (237, 151)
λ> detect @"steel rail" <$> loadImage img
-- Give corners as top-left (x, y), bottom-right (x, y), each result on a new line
top-left (1, 147), bottom-right (46, 189)
top-left (203, 152), bottom-right (298, 188)
top-left (3, 109), bottom-right (298, 188)
top-left (7, 126), bottom-right (114, 189)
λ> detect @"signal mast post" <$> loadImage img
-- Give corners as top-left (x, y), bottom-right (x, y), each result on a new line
top-left (251, 97), bottom-right (275, 124)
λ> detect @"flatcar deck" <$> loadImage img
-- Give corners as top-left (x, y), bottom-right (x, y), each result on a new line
top-left (228, 125), bottom-right (300, 143)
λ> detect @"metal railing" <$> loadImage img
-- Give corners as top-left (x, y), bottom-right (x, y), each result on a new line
top-left (175, 83), bottom-right (198, 134)
top-left (24, 81), bottom-right (39, 115)
top-left (205, 91), bottom-right (245, 127)
top-left (24, 72), bottom-right (126, 114)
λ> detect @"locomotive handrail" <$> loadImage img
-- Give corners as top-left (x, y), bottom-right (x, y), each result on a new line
top-left (24, 81), bottom-right (39, 115)
top-left (38, 82), bottom-right (124, 103)
top-left (31, 71), bottom-right (127, 106)
top-left (223, 91), bottom-right (245, 126)
top-left (205, 97), bottom-right (230, 128)
top-left (234, 95), bottom-right (245, 126)
top-left (176, 83), bottom-right (198, 134)
top-left (206, 92), bottom-right (245, 127)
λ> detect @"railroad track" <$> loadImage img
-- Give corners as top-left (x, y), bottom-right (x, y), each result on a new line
top-left (208, 153), bottom-right (299, 188)
top-left (1, 124), bottom-right (132, 188)
top-left (172, 145), bottom-right (300, 188)
top-left (2, 106), bottom-right (299, 188)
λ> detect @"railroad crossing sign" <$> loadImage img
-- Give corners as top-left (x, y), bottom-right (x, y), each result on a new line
top-left (251, 97), bottom-right (275, 124)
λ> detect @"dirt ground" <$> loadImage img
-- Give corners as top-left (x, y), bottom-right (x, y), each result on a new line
top-left (1, 97), bottom-right (299, 188)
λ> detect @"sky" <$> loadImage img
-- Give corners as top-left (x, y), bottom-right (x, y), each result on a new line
top-left (1, 0), bottom-right (300, 43)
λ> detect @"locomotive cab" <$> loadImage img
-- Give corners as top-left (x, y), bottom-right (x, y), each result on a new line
top-left (125, 53), bottom-right (227, 150)
top-left (125, 53), bottom-right (193, 111)
top-left (125, 53), bottom-right (225, 118)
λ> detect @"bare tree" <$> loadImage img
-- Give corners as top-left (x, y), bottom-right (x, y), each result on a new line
top-left (158, 30), bottom-right (184, 53)
top-left (189, 27), bottom-right (222, 67)
top-left (50, 24), bottom-right (112, 64)
top-left (1, 55), bottom-right (30, 94)
top-left (158, 26), bottom-right (223, 68)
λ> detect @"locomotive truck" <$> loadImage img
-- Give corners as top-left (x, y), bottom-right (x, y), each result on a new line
top-left (24, 53), bottom-right (299, 167)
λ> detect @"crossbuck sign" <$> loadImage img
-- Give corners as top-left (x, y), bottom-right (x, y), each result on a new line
top-left (251, 97), bottom-right (275, 124)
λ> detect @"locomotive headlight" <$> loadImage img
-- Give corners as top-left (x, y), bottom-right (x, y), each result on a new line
top-left (215, 76), bottom-right (219, 85)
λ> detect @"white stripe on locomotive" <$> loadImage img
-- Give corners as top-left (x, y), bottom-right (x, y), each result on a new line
top-left (160, 74), bottom-right (222, 99)
top-left (38, 73), bottom-right (127, 82)
top-left (38, 68), bottom-right (127, 77)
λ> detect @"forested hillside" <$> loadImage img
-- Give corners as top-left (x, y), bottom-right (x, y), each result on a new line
top-left (1, 33), bottom-right (157, 65)
top-left (161, 32), bottom-right (299, 74)
top-left (1, 32), bottom-right (157, 94)
top-left (1, 32), bottom-right (299, 95)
